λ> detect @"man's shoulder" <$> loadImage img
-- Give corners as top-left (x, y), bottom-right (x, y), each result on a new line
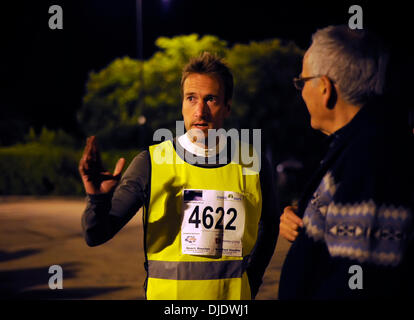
top-left (127, 149), bottom-right (151, 173)
top-left (326, 122), bottom-right (413, 205)
top-left (133, 148), bottom-right (150, 160)
top-left (341, 122), bottom-right (412, 167)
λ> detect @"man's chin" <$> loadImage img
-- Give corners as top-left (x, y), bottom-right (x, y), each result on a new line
top-left (310, 121), bottom-right (330, 135)
top-left (187, 127), bottom-right (208, 143)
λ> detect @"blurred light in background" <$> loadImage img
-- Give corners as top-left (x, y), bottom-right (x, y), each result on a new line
top-left (138, 115), bottom-right (146, 125)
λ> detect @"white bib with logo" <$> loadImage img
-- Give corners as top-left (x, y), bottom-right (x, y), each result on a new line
top-left (181, 189), bottom-right (246, 257)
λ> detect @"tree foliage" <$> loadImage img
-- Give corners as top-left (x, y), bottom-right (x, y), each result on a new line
top-left (79, 57), bottom-right (144, 134)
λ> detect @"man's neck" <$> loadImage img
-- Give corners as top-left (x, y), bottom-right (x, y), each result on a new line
top-left (178, 132), bottom-right (226, 157)
top-left (326, 102), bottom-right (362, 135)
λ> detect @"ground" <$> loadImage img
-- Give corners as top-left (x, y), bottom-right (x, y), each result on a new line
top-left (0, 197), bottom-right (291, 300)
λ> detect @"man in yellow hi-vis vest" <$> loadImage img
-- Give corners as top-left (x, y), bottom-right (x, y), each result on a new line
top-left (79, 52), bottom-right (280, 300)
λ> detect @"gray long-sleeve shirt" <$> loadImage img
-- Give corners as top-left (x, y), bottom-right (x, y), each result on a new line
top-left (82, 138), bottom-right (280, 298)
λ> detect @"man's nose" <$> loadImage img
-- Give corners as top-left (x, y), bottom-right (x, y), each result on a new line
top-left (194, 99), bottom-right (209, 118)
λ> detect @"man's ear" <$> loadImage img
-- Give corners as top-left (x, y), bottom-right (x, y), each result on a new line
top-left (320, 76), bottom-right (336, 110)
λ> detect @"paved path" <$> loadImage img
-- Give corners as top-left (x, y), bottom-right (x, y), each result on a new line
top-left (0, 197), bottom-right (290, 300)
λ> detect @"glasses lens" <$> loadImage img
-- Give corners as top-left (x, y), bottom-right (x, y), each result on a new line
top-left (293, 78), bottom-right (303, 91)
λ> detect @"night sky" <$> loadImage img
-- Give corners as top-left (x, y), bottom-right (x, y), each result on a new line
top-left (2, 0), bottom-right (412, 142)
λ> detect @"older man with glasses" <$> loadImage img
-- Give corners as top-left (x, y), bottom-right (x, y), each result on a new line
top-left (278, 25), bottom-right (414, 299)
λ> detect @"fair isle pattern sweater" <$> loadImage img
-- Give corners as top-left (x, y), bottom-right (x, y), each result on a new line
top-left (303, 171), bottom-right (411, 267)
top-left (279, 102), bottom-right (414, 299)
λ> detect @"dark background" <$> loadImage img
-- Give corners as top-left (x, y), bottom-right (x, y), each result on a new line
top-left (1, 0), bottom-right (412, 144)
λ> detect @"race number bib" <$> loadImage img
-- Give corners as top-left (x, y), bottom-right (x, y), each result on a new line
top-left (181, 189), bottom-right (245, 257)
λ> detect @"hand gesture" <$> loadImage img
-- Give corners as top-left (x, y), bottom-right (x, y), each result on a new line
top-left (280, 205), bottom-right (303, 242)
top-left (78, 136), bottom-right (125, 195)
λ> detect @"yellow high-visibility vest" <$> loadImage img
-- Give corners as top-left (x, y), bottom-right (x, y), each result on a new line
top-left (145, 139), bottom-right (262, 300)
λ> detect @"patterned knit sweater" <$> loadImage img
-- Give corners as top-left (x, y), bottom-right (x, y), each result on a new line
top-left (278, 102), bottom-right (414, 299)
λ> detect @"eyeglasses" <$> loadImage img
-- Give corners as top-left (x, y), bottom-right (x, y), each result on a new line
top-left (293, 75), bottom-right (324, 91)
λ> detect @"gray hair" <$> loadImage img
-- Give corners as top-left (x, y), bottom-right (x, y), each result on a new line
top-left (306, 25), bottom-right (389, 106)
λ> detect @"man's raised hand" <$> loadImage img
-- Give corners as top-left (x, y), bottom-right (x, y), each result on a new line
top-left (78, 136), bottom-right (125, 195)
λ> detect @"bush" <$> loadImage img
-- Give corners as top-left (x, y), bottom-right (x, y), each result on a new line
top-left (25, 127), bottom-right (77, 147)
top-left (0, 143), bottom-right (139, 196)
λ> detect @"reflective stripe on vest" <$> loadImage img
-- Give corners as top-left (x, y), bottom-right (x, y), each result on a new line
top-left (146, 139), bottom-right (262, 300)
top-left (148, 259), bottom-right (244, 280)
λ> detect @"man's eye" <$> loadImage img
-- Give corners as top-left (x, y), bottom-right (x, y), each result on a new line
top-left (187, 96), bottom-right (194, 102)
top-left (206, 96), bottom-right (216, 103)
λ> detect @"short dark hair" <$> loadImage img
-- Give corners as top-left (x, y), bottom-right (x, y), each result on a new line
top-left (181, 52), bottom-right (234, 103)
